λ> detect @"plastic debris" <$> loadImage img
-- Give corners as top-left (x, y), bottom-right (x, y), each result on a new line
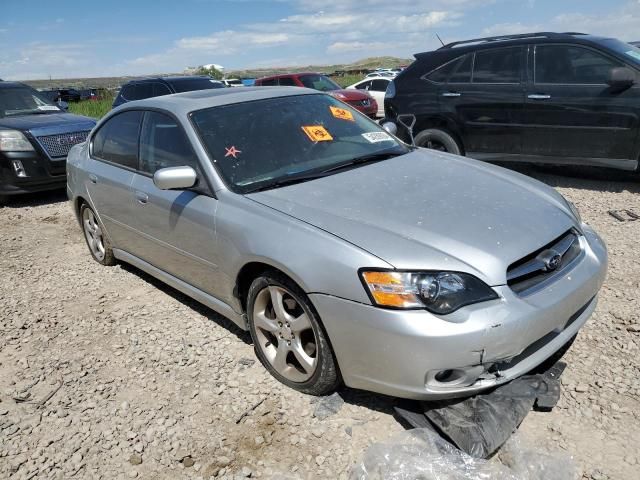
top-left (396, 361), bottom-right (567, 458)
top-left (350, 428), bottom-right (578, 480)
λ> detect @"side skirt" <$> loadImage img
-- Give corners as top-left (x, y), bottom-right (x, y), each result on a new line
top-left (113, 248), bottom-right (247, 330)
top-left (467, 153), bottom-right (638, 171)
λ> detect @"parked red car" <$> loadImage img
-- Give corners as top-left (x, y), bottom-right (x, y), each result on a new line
top-left (255, 73), bottom-right (378, 118)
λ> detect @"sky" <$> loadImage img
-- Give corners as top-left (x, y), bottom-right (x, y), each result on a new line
top-left (1, 0), bottom-right (639, 80)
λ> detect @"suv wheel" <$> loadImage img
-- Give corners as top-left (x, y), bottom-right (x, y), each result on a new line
top-left (247, 272), bottom-right (340, 395)
top-left (415, 128), bottom-right (462, 155)
top-left (80, 203), bottom-right (115, 266)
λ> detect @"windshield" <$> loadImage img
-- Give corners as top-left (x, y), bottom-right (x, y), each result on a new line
top-left (298, 75), bottom-right (341, 92)
top-left (600, 38), bottom-right (640, 67)
top-left (0, 87), bottom-right (61, 117)
top-left (191, 94), bottom-right (409, 193)
top-left (170, 78), bottom-right (225, 93)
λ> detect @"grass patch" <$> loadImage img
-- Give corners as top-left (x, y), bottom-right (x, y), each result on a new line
top-left (68, 98), bottom-right (113, 119)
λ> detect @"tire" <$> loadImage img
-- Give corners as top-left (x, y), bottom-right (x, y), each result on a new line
top-left (247, 272), bottom-right (340, 395)
top-left (80, 203), bottom-right (115, 266)
top-left (415, 128), bottom-right (462, 155)
top-left (0, 195), bottom-right (7, 207)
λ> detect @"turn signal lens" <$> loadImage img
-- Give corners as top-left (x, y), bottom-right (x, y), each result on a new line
top-left (361, 271), bottom-right (422, 308)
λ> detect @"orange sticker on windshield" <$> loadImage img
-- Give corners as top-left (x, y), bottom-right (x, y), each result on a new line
top-left (329, 106), bottom-right (354, 122)
top-left (301, 125), bottom-right (333, 142)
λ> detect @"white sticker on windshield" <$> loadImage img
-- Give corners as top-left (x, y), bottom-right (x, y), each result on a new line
top-left (362, 132), bottom-right (393, 143)
top-left (625, 50), bottom-right (640, 61)
top-left (37, 105), bottom-right (60, 111)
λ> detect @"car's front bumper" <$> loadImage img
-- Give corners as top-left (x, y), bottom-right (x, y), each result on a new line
top-left (310, 224), bottom-right (607, 400)
top-left (0, 151), bottom-right (66, 196)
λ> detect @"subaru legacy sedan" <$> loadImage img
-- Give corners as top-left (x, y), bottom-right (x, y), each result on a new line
top-left (67, 87), bottom-right (607, 400)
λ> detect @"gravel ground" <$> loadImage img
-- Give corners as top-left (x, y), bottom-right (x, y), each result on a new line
top-left (1, 165), bottom-right (639, 480)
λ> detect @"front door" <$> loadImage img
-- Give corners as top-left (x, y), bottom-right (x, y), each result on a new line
top-left (434, 47), bottom-right (526, 159)
top-left (128, 111), bottom-right (223, 297)
top-left (522, 43), bottom-right (640, 166)
top-left (86, 110), bottom-right (143, 248)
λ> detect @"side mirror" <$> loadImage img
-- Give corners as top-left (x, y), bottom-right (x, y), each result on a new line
top-left (381, 122), bottom-right (398, 136)
top-left (153, 166), bottom-right (197, 190)
top-left (608, 67), bottom-right (635, 92)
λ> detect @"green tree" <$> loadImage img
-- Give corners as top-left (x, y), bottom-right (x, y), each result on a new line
top-left (194, 66), bottom-right (223, 80)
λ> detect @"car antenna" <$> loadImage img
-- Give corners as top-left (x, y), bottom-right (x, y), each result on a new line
top-left (435, 33), bottom-right (445, 47)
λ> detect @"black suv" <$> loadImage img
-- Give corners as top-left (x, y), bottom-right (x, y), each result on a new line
top-left (385, 32), bottom-right (640, 172)
top-left (0, 82), bottom-right (96, 203)
top-left (112, 76), bottom-right (224, 108)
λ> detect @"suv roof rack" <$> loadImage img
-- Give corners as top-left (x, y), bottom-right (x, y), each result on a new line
top-left (437, 32), bottom-right (587, 50)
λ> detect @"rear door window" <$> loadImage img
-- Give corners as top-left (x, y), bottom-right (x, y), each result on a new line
top-left (260, 78), bottom-right (277, 86)
top-left (151, 82), bottom-right (172, 96)
top-left (535, 45), bottom-right (622, 84)
top-left (139, 111), bottom-right (199, 174)
top-left (92, 111), bottom-right (143, 169)
top-left (473, 47), bottom-right (522, 84)
top-left (370, 79), bottom-right (389, 91)
top-left (355, 80), bottom-right (372, 90)
top-left (278, 77), bottom-right (297, 86)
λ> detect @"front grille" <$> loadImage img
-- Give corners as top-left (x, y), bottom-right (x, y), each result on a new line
top-left (348, 99), bottom-right (371, 108)
top-left (507, 229), bottom-right (582, 295)
top-left (36, 131), bottom-right (90, 158)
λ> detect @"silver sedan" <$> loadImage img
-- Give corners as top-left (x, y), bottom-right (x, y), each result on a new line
top-left (67, 87), bottom-right (607, 399)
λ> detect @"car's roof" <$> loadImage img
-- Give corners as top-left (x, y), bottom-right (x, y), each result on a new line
top-left (125, 75), bottom-right (215, 85)
top-left (117, 86), bottom-right (319, 116)
top-left (415, 32), bottom-right (620, 59)
top-left (0, 81), bottom-right (28, 89)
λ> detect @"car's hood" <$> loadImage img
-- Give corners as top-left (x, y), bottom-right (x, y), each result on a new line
top-left (247, 150), bottom-right (577, 286)
top-left (0, 112), bottom-right (96, 135)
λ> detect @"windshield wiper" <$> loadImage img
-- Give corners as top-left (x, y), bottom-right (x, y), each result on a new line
top-left (319, 151), bottom-right (404, 174)
top-left (243, 171), bottom-right (330, 193)
top-left (243, 151), bottom-right (406, 194)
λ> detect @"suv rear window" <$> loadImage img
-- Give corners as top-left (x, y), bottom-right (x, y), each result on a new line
top-left (169, 78), bottom-right (224, 93)
top-left (473, 47), bottom-right (521, 84)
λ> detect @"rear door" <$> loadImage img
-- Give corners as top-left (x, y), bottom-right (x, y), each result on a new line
top-left (128, 111), bottom-right (223, 297)
top-left (431, 47), bottom-right (526, 158)
top-left (522, 43), bottom-right (640, 165)
top-left (87, 110), bottom-right (143, 248)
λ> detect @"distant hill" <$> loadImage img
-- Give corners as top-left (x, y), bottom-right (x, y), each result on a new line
top-left (229, 56), bottom-right (413, 78)
top-left (18, 56), bottom-right (412, 89)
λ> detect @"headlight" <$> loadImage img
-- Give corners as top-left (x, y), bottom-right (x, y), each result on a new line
top-left (360, 270), bottom-right (498, 314)
top-left (0, 130), bottom-right (35, 152)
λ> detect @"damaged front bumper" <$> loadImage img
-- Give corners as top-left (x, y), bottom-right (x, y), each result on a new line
top-left (309, 225), bottom-right (607, 400)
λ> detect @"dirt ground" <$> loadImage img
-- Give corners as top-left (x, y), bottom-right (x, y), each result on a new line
top-left (1, 165), bottom-right (639, 480)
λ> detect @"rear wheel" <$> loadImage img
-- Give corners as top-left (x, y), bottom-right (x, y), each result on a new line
top-left (415, 128), bottom-right (462, 155)
top-left (80, 204), bottom-right (115, 266)
top-left (247, 272), bottom-right (339, 395)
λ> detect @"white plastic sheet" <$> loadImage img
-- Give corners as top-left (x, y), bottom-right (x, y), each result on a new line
top-left (350, 429), bottom-right (578, 480)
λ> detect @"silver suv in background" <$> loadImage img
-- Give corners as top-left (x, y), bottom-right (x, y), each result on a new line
top-left (67, 87), bottom-right (607, 399)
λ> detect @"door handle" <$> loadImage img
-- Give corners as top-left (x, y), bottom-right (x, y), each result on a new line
top-left (135, 191), bottom-right (149, 205)
top-left (88, 174), bottom-right (97, 184)
top-left (528, 94), bottom-right (551, 100)
top-left (441, 92), bottom-right (461, 98)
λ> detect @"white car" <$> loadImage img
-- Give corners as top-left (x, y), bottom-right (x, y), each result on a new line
top-left (346, 76), bottom-right (392, 117)
top-left (221, 78), bottom-right (244, 87)
top-left (365, 71), bottom-right (396, 78)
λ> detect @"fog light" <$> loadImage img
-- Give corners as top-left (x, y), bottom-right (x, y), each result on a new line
top-left (11, 160), bottom-right (27, 178)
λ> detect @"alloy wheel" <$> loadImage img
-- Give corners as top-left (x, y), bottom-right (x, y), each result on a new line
top-left (252, 285), bottom-right (318, 382)
top-left (82, 208), bottom-right (105, 261)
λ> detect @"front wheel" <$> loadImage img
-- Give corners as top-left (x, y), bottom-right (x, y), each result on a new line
top-left (247, 273), bottom-right (339, 395)
top-left (415, 128), bottom-right (462, 155)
